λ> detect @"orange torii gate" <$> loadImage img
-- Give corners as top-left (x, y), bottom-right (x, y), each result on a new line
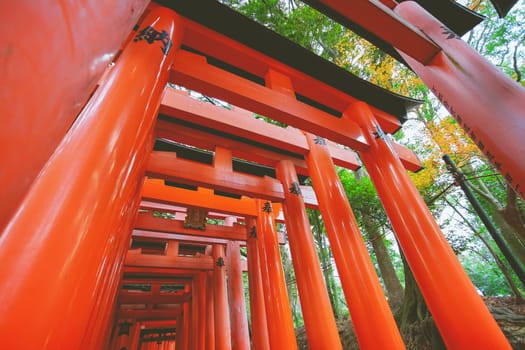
top-left (1, 0), bottom-right (523, 349)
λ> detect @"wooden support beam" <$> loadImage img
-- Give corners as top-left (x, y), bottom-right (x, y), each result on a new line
top-left (132, 229), bottom-right (286, 246)
top-left (125, 250), bottom-right (248, 272)
top-left (134, 212), bottom-right (247, 241)
top-left (119, 292), bottom-right (191, 305)
top-left (156, 120), bottom-right (311, 176)
top-left (162, 72), bottom-right (421, 171)
top-left (141, 179), bottom-right (258, 217)
top-left (311, 0), bottom-right (440, 64)
top-left (123, 267), bottom-right (200, 278)
top-left (147, 151), bottom-right (285, 201)
top-left (170, 50), bottom-right (369, 150)
top-left (157, 1), bottom-right (415, 132)
top-left (140, 320), bottom-right (178, 329)
top-left (140, 200), bottom-right (244, 222)
top-left (142, 180), bottom-right (324, 217)
top-left (133, 229), bottom-right (245, 247)
top-left (125, 251), bottom-right (215, 271)
top-left (391, 141), bottom-right (423, 173)
top-left (118, 308), bottom-right (181, 321)
top-left (121, 278), bottom-right (191, 286)
top-left (159, 90), bottom-right (361, 170)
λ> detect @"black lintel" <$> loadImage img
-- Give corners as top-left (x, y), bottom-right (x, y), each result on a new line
top-left (155, 0), bottom-right (421, 121)
top-left (399, 0), bottom-right (484, 36)
top-left (153, 139), bottom-right (309, 184)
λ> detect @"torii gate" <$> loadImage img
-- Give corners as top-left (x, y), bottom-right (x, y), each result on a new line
top-left (1, 0), bottom-right (524, 349)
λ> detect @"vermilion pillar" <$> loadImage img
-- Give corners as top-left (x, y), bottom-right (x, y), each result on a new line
top-left (246, 218), bottom-right (270, 350)
top-left (226, 241), bottom-right (250, 350)
top-left (131, 321), bottom-right (142, 350)
top-left (213, 244), bottom-right (232, 350)
top-left (256, 200), bottom-right (298, 350)
top-left (275, 160), bottom-right (343, 350)
top-left (395, 1), bottom-right (525, 200)
top-left (305, 132), bottom-right (405, 349)
top-left (179, 284), bottom-right (191, 350)
top-left (348, 101), bottom-right (510, 349)
top-left (205, 271), bottom-right (216, 350)
top-left (85, 204), bottom-right (146, 349)
top-left (191, 273), bottom-right (206, 350)
top-left (0, 6), bottom-right (184, 349)
top-left (0, 0), bottom-right (149, 231)
top-left (176, 303), bottom-right (188, 350)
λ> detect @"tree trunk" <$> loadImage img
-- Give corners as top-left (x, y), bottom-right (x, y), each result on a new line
top-left (309, 209), bottom-right (341, 318)
top-left (477, 233), bottom-right (524, 302)
top-left (465, 164), bottom-right (525, 270)
top-left (362, 210), bottom-right (404, 310)
top-left (280, 244), bottom-right (302, 326)
top-left (395, 255), bottom-right (446, 350)
top-left (445, 197), bottom-right (525, 298)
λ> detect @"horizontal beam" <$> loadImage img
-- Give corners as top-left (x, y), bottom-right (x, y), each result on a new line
top-left (133, 229), bottom-right (286, 246)
top-left (391, 141), bottom-right (423, 172)
top-left (125, 250), bottom-right (214, 270)
top-left (123, 266), bottom-right (200, 278)
top-left (159, 91), bottom-right (421, 172)
top-left (118, 307), bottom-right (181, 321)
top-left (156, 120), bottom-right (311, 176)
top-left (122, 279), bottom-right (191, 287)
top-left (133, 229), bottom-right (245, 246)
top-left (119, 292), bottom-right (191, 305)
top-left (134, 212), bottom-right (248, 241)
top-left (315, 0), bottom-right (440, 64)
top-left (157, 0), bottom-right (420, 124)
top-left (141, 179), bottom-right (258, 217)
top-left (140, 200), bottom-right (244, 222)
top-left (170, 50), bottom-right (369, 150)
top-left (140, 320), bottom-right (178, 329)
top-left (125, 250), bottom-right (248, 272)
top-left (159, 89), bottom-right (361, 170)
top-left (147, 150), bottom-right (285, 201)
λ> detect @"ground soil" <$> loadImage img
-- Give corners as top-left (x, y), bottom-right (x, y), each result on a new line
top-left (295, 297), bottom-right (525, 349)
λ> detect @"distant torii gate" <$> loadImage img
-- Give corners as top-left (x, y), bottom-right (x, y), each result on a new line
top-left (1, 1), bottom-right (523, 350)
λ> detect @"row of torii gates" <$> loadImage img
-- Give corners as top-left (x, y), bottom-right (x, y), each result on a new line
top-left (1, 0), bottom-right (525, 349)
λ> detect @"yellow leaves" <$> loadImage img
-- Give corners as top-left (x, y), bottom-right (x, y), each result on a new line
top-left (333, 30), bottom-right (424, 98)
top-left (410, 156), bottom-right (442, 191)
top-left (410, 115), bottom-right (483, 191)
top-left (427, 116), bottom-right (481, 166)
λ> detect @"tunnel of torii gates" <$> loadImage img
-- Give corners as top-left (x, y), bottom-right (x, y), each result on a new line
top-left (1, 0), bottom-right (525, 349)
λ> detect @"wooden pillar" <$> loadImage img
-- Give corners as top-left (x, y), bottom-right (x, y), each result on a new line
top-left (198, 272), bottom-right (207, 350)
top-left (205, 271), bottom-right (216, 350)
top-left (175, 305), bottom-right (186, 350)
top-left (305, 132), bottom-right (405, 349)
top-left (348, 101), bottom-right (510, 349)
top-left (275, 160), bottom-right (343, 350)
top-left (177, 284), bottom-right (191, 350)
top-left (0, 0), bottom-right (149, 232)
top-left (226, 241), bottom-right (250, 350)
top-left (396, 1), bottom-right (525, 200)
top-left (256, 200), bottom-right (298, 350)
top-left (213, 244), bottom-right (232, 350)
top-left (246, 218), bottom-right (270, 350)
top-left (191, 273), bottom-right (206, 350)
top-left (0, 6), bottom-right (184, 349)
top-left (131, 321), bottom-right (142, 350)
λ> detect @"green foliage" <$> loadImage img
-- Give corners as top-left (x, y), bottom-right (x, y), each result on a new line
top-left (460, 247), bottom-right (515, 296)
top-left (466, 2), bottom-right (525, 84)
top-left (231, 0), bottom-right (345, 61)
top-left (338, 168), bottom-right (384, 222)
